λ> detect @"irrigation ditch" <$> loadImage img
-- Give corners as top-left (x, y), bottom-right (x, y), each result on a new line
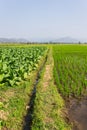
top-left (23, 52), bottom-right (48, 130)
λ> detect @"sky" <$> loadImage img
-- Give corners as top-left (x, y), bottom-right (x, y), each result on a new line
top-left (0, 0), bottom-right (87, 41)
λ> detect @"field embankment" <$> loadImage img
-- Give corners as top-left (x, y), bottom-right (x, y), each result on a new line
top-left (31, 48), bottom-right (71, 130)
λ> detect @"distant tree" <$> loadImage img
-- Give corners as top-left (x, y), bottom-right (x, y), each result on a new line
top-left (78, 41), bottom-right (81, 44)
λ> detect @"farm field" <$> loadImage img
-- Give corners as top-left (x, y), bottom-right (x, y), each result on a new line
top-left (0, 44), bottom-right (87, 130)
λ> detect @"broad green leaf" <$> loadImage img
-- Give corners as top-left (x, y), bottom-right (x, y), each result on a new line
top-left (24, 72), bottom-right (28, 79)
top-left (0, 102), bottom-right (4, 109)
top-left (0, 74), bottom-right (4, 82)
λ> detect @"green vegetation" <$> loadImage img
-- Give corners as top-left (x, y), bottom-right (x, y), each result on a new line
top-left (0, 46), bottom-right (46, 87)
top-left (1, 44), bottom-right (87, 130)
top-left (53, 45), bottom-right (87, 97)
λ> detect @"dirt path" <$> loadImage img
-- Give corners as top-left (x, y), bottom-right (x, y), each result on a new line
top-left (41, 63), bottom-right (53, 124)
top-left (42, 65), bottom-right (51, 89)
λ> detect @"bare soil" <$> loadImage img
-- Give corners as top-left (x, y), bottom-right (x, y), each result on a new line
top-left (42, 64), bottom-right (51, 91)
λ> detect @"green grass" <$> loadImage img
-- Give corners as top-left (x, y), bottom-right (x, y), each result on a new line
top-left (0, 77), bottom-right (33, 129)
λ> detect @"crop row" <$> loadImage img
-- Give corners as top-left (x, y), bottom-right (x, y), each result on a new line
top-left (0, 46), bottom-right (46, 86)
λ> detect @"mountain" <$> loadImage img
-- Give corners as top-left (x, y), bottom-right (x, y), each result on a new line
top-left (52, 37), bottom-right (79, 43)
top-left (0, 38), bottom-right (29, 43)
top-left (0, 37), bottom-right (82, 43)
top-left (32, 37), bottom-right (80, 43)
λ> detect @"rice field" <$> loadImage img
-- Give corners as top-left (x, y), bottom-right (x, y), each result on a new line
top-left (53, 45), bottom-right (87, 97)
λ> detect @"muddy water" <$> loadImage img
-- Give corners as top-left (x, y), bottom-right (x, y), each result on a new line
top-left (67, 97), bottom-right (87, 130)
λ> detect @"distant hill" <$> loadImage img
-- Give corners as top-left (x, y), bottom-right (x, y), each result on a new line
top-left (52, 37), bottom-right (79, 43)
top-left (0, 37), bottom-right (82, 43)
top-left (0, 38), bottom-right (29, 43)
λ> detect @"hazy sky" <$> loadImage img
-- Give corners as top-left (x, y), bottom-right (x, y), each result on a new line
top-left (0, 0), bottom-right (87, 41)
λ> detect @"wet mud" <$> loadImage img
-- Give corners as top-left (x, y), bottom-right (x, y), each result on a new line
top-left (66, 97), bottom-right (87, 130)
